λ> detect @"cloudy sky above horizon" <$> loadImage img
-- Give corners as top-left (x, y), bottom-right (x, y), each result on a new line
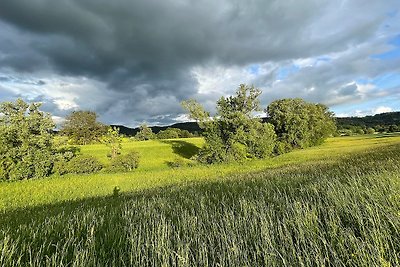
top-left (0, 0), bottom-right (399, 127)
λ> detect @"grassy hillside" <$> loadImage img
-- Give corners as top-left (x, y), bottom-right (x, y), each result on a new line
top-left (1, 135), bottom-right (400, 266)
top-left (1, 135), bottom-right (399, 212)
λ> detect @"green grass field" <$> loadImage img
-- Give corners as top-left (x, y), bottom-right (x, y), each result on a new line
top-left (1, 134), bottom-right (400, 266)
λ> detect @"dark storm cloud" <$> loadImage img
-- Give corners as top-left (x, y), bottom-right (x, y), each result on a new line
top-left (0, 0), bottom-right (399, 125)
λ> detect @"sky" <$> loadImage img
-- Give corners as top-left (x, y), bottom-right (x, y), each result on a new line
top-left (0, 0), bottom-right (399, 127)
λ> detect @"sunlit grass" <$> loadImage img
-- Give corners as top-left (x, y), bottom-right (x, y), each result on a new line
top-left (1, 135), bottom-right (400, 212)
top-left (0, 135), bottom-right (399, 266)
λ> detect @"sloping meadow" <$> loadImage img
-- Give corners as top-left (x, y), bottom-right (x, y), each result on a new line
top-left (0, 136), bottom-right (399, 266)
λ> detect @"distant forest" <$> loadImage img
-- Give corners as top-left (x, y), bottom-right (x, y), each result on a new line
top-left (113, 111), bottom-right (400, 136)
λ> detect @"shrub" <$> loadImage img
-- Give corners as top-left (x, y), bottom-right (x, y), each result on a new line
top-left (366, 128), bottom-right (375, 134)
top-left (55, 155), bottom-right (103, 175)
top-left (53, 146), bottom-right (81, 175)
top-left (157, 128), bottom-right (180, 139)
top-left (109, 151), bottom-right (140, 172)
top-left (274, 140), bottom-right (293, 155)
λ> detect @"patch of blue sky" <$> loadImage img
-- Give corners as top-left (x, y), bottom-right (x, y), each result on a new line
top-left (276, 64), bottom-right (300, 80)
top-left (248, 64), bottom-right (260, 75)
top-left (373, 48), bottom-right (400, 60)
top-left (355, 78), bottom-right (369, 85)
top-left (389, 34), bottom-right (400, 46)
top-left (371, 35), bottom-right (400, 60)
top-left (332, 95), bottom-right (398, 116)
top-left (372, 73), bottom-right (400, 89)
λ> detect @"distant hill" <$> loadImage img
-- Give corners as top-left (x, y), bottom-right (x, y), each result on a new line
top-left (336, 112), bottom-right (400, 128)
top-left (111, 122), bottom-right (202, 136)
top-left (112, 111), bottom-right (400, 136)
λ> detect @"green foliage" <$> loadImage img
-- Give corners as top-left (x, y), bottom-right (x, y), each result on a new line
top-left (135, 124), bottom-right (155, 141)
top-left (181, 99), bottom-right (210, 129)
top-left (54, 155), bottom-right (103, 175)
top-left (366, 127), bottom-right (375, 134)
top-left (246, 123), bottom-right (277, 158)
top-left (182, 84), bottom-right (276, 163)
top-left (109, 151), bottom-right (140, 172)
top-left (157, 128), bottom-right (180, 139)
top-left (0, 99), bottom-right (55, 180)
top-left (340, 129), bottom-right (353, 136)
top-left (53, 146), bottom-right (80, 175)
top-left (156, 128), bottom-right (194, 139)
top-left (101, 127), bottom-right (122, 159)
top-left (61, 111), bottom-right (106, 145)
top-left (389, 124), bottom-right (399, 132)
top-left (267, 98), bottom-right (336, 152)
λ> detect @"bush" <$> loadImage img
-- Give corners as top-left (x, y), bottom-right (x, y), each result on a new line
top-left (366, 128), bottom-right (375, 134)
top-left (157, 128), bottom-right (180, 139)
top-left (109, 151), bottom-right (140, 172)
top-left (55, 155), bottom-right (103, 175)
top-left (53, 146), bottom-right (81, 175)
top-left (274, 140), bottom-right (293, 155)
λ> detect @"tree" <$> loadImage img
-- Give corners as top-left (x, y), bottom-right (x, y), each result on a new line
top-left (389, 124), bottom-right (399, 133)
top-left (179, 129), bottom-right (194, 138)
top-left (182, 84), bottom-right (276, 163)
top-left (61, 111), bottom-right (106, 145)
top-left (366, 127), bottom-right (375, 134)
top-left (101, 127), bottom-right (122, 159)
top-left (267, 98), bottom-right (336, 153)
top-left (157, 128), bottom-right (180, 139)
top-left (0, 99), bottom-right (55, 180)
top-left (135, 124), bottom-right (155, 141)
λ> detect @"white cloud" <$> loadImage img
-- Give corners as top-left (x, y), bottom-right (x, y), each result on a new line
top-left (373, 106), bottom-right (393, 114)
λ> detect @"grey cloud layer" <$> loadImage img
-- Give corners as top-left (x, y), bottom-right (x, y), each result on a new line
top-left (0, 0), bottom-right (398, 125)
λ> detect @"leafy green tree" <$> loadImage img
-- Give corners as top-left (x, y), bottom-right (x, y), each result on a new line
top-left (157, 128), bottom-right (180, 139)
top-left (267, 98), bottom-right (336, 153)
top-left (182, 84), bottom-right (276, 163)
top-left (61, 111), bottom-right (106, 145)
top-left (179, 129), bottom-right (194, 138)
top-left (0, 99), bottom-right (55, 180)
top-left (135, 124), bottom-right (155, 141)
top-left (389, 124), bottom-right (399, 132)
top-left (101, 127), bottom-right (122, 159)
top-left (366, 127), bottom-right (375, 134)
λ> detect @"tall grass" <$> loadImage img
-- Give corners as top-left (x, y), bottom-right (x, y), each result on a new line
top-left (0, 139), bottom-right (399, 266)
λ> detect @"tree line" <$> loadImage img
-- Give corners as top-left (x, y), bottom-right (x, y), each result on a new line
top-left (0, 84), bottom-right (336, 181)
top-left (182, 84), bottom-right (336, 163)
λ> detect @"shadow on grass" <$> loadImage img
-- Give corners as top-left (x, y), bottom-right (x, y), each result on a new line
top-left (161, 140), bottom-right (200, 159)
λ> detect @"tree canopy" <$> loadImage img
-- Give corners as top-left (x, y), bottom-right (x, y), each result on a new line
top-left (182, 84), bottom-right (276, 163)
top-left (135, 124), bottom-right (155, 141)
top-left (267, 98), bottom-right (336, 153)
top-left (0, 99), bottom-right (55, 180)
top-left (61, 111), bottom-right (106, 145)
